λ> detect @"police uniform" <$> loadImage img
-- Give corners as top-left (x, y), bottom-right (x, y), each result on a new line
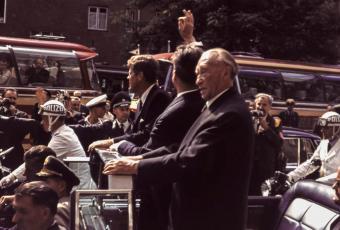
top-left (70, 92), bottom-right (132, 151)
top-left (37, 156), bottom-right (80, 230)
top-left (78, 94), bottom-right (107, 125)
top-left (289, 112), bottom-right (340, 184)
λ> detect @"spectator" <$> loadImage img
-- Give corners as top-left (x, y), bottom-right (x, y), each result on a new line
top-left (1, 88), bottom-right (29, 118)
top-left (102, 100), bottom-right (114, 121)
top-left (70, 96), bottom-right (81, 112)
top-left (249, 93), bottom-right (283, 195)
top-left (0, 55), bottom-right (15, 86)
top-left (10, 181), bottom-right (61, 230)
top-left (25, 58), bottom-right (50, 84)
top-left (36, 155), bottom-right (80, 230)
top-left (73, 90), bottom-right (89, 116)
top-left (32, 88), bottom-right (52, 122)
top-left (279, 98), bottom-right (299, 128)
top-left (0, 146), bottom-right (57, 228)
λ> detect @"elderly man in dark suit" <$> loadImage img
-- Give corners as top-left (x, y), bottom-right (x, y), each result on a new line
top-left (103, 48), bottom-right (254, 230)
top-left (89, 55), bottom-right (171, 150)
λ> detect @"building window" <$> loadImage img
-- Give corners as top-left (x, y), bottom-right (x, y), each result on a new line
top-left (126, 8), bottom-right (140, 22)
top-left (0, 0), bottom-right (7, 23)
top-left (88, 6), bottom-right (108, 31)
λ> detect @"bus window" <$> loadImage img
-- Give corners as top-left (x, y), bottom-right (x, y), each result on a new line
top-left (0, 46), bottom-right (17, 86)
top-left (238, 68), bottom-right (283, 100)
top-left (321, 75), bottom-right (340, 104)
top-left (12, 47), bottom-right (82, 88)
top-left (281, 72), bottom-right (324, 102)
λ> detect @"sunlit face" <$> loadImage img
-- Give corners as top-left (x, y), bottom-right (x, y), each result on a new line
top-left (4, 90), bottom-right (17, 106)
top-left (71, 100), bottom-right (80, 112)
top-left (127, 68), bottom-right (141, 94)
top-left (0, 59), bottom-right (9, 70)
top-left (12, 195), bottom-right (49, 230)
top-left (35, 59), bottom-right (44, 69)
top-left (92, 105), bottom-right (106, 118)
top-left (113, 106), bottom-right (130, 123)
top-left (255, 96), bottom-right (271, 115)
top-left (195, 58), bottom-right (232, 101)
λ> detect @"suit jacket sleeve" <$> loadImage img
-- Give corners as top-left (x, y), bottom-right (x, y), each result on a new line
top-left (137, 113), bottom-right (241, 186)
top-left (114, 90), bottom-right (171, 146)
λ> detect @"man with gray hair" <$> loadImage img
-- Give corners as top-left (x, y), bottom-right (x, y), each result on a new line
top-left (102, 48), bottom-right (254, 230)
top-left (249, 93), bottom-right (283, 195)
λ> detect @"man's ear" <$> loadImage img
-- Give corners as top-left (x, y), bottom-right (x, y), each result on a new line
top-left (41, 206), bottom-right (51, 220)
top-left (136, 71), bottom-right (144, 81)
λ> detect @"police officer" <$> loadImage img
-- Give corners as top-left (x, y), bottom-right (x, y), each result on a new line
top-left (37, 155), bottom-right (80, 230)
top-left (288, 111), bottom-right (340, 184)
top-left (1, 100), bottom-right (95, 190)
top-left (111, 91), bottom-right (132, 134)
top-left (79, 94), bottom-right (107, 125)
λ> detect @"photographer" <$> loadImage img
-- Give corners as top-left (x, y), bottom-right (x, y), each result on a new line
top-left (0, 88), bottom-right (28, 118)
top-left (249, 93), bottom-right (283, 195)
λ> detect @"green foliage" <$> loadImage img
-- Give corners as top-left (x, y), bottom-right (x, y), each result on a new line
top-left (122, 0), bottom-right (340, 64)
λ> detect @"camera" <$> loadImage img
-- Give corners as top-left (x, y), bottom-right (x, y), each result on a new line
top-left (250, 109), bottom-right (265, 118)
top-left (0, 98), bottom-right (12, 116)
top-left (261, 171), bottom-right (292, 196)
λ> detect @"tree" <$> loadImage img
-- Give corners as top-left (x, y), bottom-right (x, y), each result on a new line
top-left (121, 0), bottom-right (340, 64)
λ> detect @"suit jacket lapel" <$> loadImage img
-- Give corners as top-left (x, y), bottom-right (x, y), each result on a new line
top-left (178, 88), bottom-right (237, 151)
top-left (134, 85), bottom-right (157, 123)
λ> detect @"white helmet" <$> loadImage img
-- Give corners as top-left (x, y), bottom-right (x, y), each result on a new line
top-left (318, 111), bottom-right (340, 127)
top-left (40, 100), bottom-right (67, 116)
top-left (40, 100), bottom-right (66, 132)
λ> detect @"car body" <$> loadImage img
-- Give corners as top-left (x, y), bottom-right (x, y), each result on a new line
top-left (281, 126), bottom-right (320, 172)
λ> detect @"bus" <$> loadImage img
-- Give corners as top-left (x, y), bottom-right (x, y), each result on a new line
top-left (0, 36), bottom-right (101, 113)
top-left (153, 52), bottom-right (340, 130)
top-left (236, 55), bottom-right (340, 130)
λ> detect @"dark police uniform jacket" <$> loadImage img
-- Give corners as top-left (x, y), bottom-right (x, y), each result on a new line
top-left (0, 116), bottom-right (50, 170)
top-left (137, 88), bottom-right (254, 230)
top-left (118, 89), bottom-right (204, 156)
top-left (70, 120), bottom-right (130, 151)
top-left (113, 85), bottom-right (171, 146)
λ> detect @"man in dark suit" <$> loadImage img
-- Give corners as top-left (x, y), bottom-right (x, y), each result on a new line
top-left (113, 45), bottom-right (204, 156)
top-left (88, 55), bottom-right (171, 150)
top-left (109, 45), bottom-right (205, 230)
top-left (103, 48), bottom-right (254, 230)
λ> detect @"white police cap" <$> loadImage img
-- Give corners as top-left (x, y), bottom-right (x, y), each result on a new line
top-left (86, 94), bottom-right (107, 108)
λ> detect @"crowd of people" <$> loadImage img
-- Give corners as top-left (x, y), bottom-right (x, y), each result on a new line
top-left (0, 9), bottom-right (339, 230)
